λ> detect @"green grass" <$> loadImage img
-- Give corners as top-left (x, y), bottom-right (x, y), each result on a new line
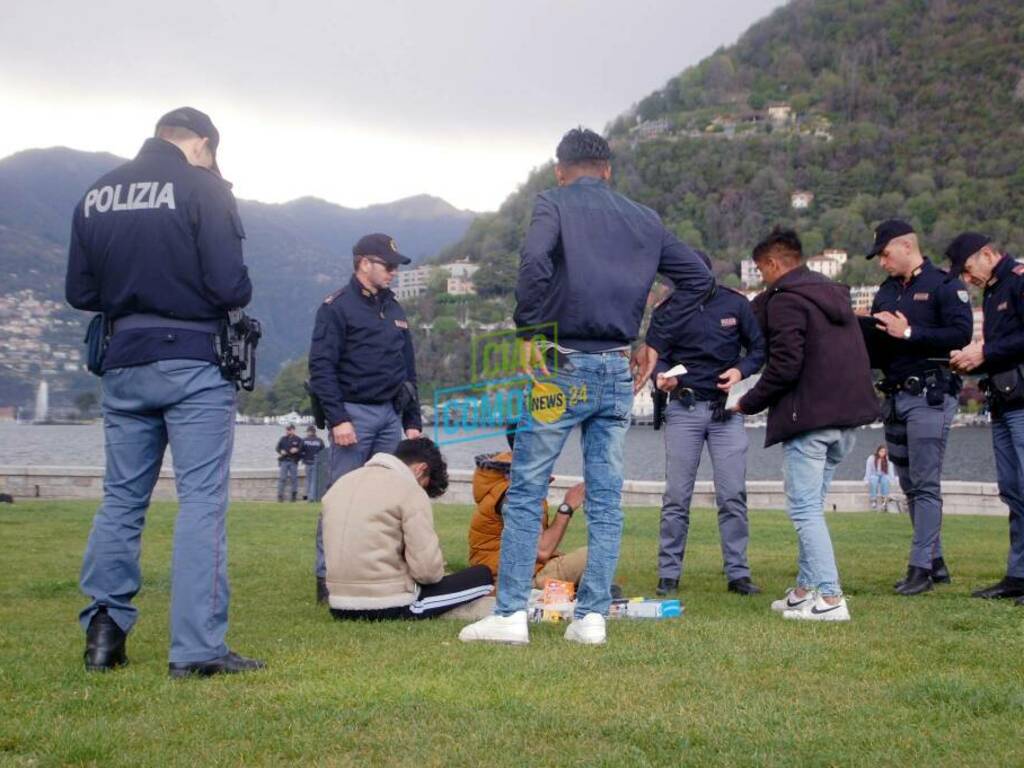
top-left (1, 501), bottom-right (1022, 767)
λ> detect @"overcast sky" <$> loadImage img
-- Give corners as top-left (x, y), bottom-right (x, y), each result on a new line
top-left (0, 1), bottom-right (784, 211)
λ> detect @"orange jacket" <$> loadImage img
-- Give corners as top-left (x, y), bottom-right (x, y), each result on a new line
top-left (468, 451), bottom-right (547, 578)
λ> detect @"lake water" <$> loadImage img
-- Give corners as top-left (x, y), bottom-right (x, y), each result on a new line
top-left (0, 421), bottom-right (997, 482)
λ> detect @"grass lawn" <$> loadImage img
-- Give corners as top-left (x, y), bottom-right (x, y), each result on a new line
top-left (1, 500), bottom-right (1022, 767)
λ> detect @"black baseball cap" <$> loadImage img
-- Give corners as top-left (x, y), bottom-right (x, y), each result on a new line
top-left (945, 232), bottom-right (992, 276)
top-left (866, 219), bottom-right (915, 259)
top-left (353, 233), bottom-right (411, 266)
top-left (156, 107), bottom-right (221, 174)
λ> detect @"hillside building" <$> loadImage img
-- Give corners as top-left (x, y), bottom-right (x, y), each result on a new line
top-left (740, 258), bottom-right (762, 288)
top-left (394, 259), bottom-right (480, 300)
top-left (791, 191), bottom-right (814, 209)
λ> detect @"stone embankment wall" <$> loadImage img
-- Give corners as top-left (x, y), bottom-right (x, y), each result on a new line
top-left (0, 466), bottom-right (1006, 516)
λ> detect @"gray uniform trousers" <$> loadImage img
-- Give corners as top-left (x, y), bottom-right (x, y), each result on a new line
top-left (884, 392), bottom-right (957, 569)
top-left (658, 399), bottom-right (751, 581)
top-left (314, 402), bottom-right (403, 577)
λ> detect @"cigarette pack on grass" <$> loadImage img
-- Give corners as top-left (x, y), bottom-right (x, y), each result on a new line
top-left (526, 579), bottom-right (576, 623)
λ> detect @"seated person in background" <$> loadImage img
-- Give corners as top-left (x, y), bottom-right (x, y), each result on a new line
top-left (324, 437), bottom-right (493, 619)
top-left (864, 444), bottom-right (897, 511)
top-left (470, 428), bottom-right (588, 589)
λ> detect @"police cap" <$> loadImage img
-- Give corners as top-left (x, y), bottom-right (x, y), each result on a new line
top-left (156, 107), bottom-right (221, 172)
top-left (866, 219), bottom-right (915, 259)
top-left (945, 232), bottom-right (991, 276)
top-left (353, 233), bottom-right (411, 266)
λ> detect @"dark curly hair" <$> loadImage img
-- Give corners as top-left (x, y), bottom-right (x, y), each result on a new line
top-left (556, 127), bottom-right (612, 166)
top-left (752, 226), bottom-right (803, 264)
top-left (394, 437), bottom-right (449, 498)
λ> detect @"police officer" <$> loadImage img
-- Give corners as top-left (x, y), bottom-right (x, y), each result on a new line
top-left (948, 233), bottom-right (1024, 604)
top-left (643, 257), bottom-right (765, 597)
top-left (276, 424), bottom-right (303, 502)
top-left (65, 107), bottom-right (264, 676)
top-left (301, 425), bottom-right (326, 502)
top-left (862, 219), bottom-right (973, 596)
top-left (308, 233), bottom-right (422, 603)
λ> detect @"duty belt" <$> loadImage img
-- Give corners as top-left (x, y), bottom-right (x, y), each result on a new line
top-left (879, 370), bottom-right (942, 395)
top-left (112, 313), bottom-right (221, 334)
top-left (671, 388), bottom-right (723, 407)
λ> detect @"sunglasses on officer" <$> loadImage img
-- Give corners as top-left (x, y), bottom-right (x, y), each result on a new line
top-left (366, 257), bottom-right (398, 273)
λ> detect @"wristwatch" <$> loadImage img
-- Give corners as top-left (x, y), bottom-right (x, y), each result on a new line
top-left (556, 502), bottom-right (574, 517)
top-left (902, 326), bottom-right (912, 340)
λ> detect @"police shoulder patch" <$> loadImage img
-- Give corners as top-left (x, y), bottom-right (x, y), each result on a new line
top-left (1013, 264), bottom-right (1024, 276)
top-left (323, 288), bottom-right (344, 304)
top-left (957, 290), bottom-right (969, 303)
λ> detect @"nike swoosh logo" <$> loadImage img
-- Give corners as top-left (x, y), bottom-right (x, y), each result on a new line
top-left (786, 598), bottom-right (809, 607)
top-left (810, 604), bottom-right (844, 615)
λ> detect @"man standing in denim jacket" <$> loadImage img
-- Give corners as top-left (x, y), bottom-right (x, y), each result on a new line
top-left (459, 128), bottom-right (713, 646)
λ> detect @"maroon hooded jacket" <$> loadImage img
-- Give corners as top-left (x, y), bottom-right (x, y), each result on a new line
top-left (738, 266), bottom-right (880, 447)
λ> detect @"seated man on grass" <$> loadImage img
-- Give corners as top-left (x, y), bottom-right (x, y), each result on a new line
top-left (323, 437), bottom-right (493, 620)
top-left (470, 430), bottom-right (588, 590)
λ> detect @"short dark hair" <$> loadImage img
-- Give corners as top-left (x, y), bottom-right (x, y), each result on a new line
top-left (556, 127), bottom-right (612, 167)
top-left (752, 227), bottom-right (803, 264)
top-left (394, 437), bottom-right (449, 499)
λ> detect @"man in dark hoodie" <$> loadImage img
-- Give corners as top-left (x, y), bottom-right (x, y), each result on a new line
top-left (734, 228), bottom-right (879, 622)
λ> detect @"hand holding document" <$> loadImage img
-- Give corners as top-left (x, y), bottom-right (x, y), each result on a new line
top-left (725, 373), bottom-right (760, 411)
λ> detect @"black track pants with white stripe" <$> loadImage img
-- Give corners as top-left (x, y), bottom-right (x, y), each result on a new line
top-left (330, 565), bottom-right (494, 621)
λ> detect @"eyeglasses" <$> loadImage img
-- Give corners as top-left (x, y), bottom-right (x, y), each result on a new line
top-left (367, 258), bottom-right (398, 273)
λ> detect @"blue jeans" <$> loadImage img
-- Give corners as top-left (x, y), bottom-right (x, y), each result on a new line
top-left (782, 428), bottom-right (855, 597)
top-left (314, 402), bottom-right (403, 577)
top-left (79, 360), bottom-right (236, 663)
top-left (868, 475), bottom-right (891, 500)
top-left (991, 408), bottom-right (1024, 579)
top-left (277, 460), bottom-right (298, 501)
top-left (496, 352), bottom-right (632, 618)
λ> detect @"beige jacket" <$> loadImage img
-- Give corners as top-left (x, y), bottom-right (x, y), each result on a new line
top-left (323, 452), bottom-right (444, 610)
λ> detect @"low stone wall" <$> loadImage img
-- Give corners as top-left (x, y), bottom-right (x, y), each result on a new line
top-left (0, 465), bottom-right (1008, 516)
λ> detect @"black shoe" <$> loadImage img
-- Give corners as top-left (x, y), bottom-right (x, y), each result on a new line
top-left (316, 576), bottom-right (328, 605)
top-left (971, 576), bottom-right (1024, 599)
top-left (84, 608), bottom-right (127, 672)
top-left (931, 557), bottom-right (951, 584)
top-left (169, 650), bottom-right (265, 679)
top-left (727, 577), bottom-right (762, 596)
top-left (655, 578), bottom-right (678, 596)
top-left (895, 565), bottom-right (933, 596)
top-left (610, 584), bottom-right (624, 600)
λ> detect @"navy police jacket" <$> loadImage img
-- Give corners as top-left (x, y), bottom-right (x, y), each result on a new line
top-left (867, 259), bottom-right (973, 384)
top-left (980, 254), bottom-right (1024, 376)
top-left (308, 276), bottom-right (420, 430)
top-left (647, 283), bottom-right (765, 397)
top-left (514, 176), bottom-right (713, 351)
top-left (65, 138), bottom-right (252, 370)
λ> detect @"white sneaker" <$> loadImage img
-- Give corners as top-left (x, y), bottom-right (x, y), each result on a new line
top-left (458, 611), bottom-right (529, 645)
top-left (564, 613), bottom-right (606, 645)
top-left (770, 588), bottom-right (815, 613)
top-left (783, 594), bottom-right (850, 622)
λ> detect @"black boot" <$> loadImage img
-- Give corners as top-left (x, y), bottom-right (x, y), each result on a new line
top-left (84, 608), bottom-right (127, 672)
top-left (727, 576), bottom-right (762, 595)
top-left (169, 650), bottom-right (265, 679)
top-left (895, 565), bottom-right (933, 596)
top-left (971, 576), bottom-right (1024, 599)
top-left (316, 576), bottom-right (328, 605)
top-left (931, 557), bottom-right (951, 584)
top-left (655, 578), bottom-right (678, 596)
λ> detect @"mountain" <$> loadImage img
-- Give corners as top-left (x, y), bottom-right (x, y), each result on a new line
top-left (0, 147), bottom-right (476, 408)
top-left (442, 0), bottom-right (1024, 293)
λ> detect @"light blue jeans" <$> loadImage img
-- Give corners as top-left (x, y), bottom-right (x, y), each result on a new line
top-left (79, 360), bottom-right (236, 663)
top-left (782, 428), bottom-right (856, 597)
top-left (495, 352), bottom-right (633, 618)
top-left (868, 474), bottom-right (891, 501)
